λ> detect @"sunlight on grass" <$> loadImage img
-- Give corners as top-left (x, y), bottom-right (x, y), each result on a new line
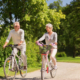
top-left (57, 57), bottom-right (80, 63)
top-left (0, 66), bottom-right (41, 78)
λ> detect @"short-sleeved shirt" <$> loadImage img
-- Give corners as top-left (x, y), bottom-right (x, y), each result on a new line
top-left (38, 32), bottom-right (57, 48)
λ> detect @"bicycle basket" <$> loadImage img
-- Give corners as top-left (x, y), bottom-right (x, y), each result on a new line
top-left (39, 45), bottom-right (52, 54)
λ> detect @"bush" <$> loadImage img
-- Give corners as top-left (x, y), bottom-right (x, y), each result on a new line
top-left (26, 39), bottom-right (41, 68)
top-left (56, 52), bottom-right (67, 57)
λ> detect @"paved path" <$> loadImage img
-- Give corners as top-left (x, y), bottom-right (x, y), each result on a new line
top-left (1, 62), bottom-right (80, 80)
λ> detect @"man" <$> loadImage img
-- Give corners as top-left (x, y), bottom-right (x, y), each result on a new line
top-left (3, 22), bottom-right (27, 71)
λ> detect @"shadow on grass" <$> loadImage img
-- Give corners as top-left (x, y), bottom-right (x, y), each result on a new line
top-left (0, 76), bottom-right (4, 78)
top-left (0, 77), bottom-right (41, 80)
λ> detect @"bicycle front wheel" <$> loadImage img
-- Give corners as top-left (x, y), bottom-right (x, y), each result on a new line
top-left (41, 55), bottom-right (45, 80)
top-left (4, 57), bottom-right (17, 80)
top-left (50, 62), bottom-right (57, 78)
top-left (19, 58), bottom-right (27, 78)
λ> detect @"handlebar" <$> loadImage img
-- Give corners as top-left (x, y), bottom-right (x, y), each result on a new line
top-left (36, 41), bottom-right (55, 47)
top-left (5, 44), bottom-right (18, 48)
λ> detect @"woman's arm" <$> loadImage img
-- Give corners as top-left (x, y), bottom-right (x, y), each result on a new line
top-left (54, 33), bottom-right (57, 45)
top-left (37, 34), bottom-right (45, 42)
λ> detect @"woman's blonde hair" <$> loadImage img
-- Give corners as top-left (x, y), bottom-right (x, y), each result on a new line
top-left (46, 23), bottom-right (53, 30)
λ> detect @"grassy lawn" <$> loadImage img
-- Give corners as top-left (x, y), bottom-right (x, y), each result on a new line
top-left (57, 57), bottom-right (80, 63)
top-left (0, 66), bottom-right (41, 78)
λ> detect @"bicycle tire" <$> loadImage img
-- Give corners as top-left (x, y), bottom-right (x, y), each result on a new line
top-left (20, 58), bottom-right (27, 77)
top-left (50, 62), bottom-right (57, 78)
top-left (4, 57), bottom-right (17, 80)
top-left (41, 55), bottom-right (45, 80)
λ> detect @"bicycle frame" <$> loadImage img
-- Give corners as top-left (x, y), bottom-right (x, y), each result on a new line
top-left (41, 53), bottom-right (50, 73)
top-left (12, 53), bottom-right (22, 71)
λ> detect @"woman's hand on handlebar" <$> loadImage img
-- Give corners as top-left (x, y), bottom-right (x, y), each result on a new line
top-left (36, 41), bottom-right (43, 47)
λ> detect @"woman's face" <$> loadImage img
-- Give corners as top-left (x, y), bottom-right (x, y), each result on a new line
top-left (46, 26), bottom-right (52, 33)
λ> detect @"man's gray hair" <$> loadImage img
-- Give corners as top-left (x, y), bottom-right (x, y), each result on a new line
top-left (13, 22), bottom-right (20, 26)
top-left (46, 23), bottom-right (53, 29)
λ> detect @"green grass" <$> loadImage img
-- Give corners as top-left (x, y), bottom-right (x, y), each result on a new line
top-left (0, 63), bottom-right (41, 78)
top-left (0, 67), bottom-right (41, 78)
top-left (57, 56), bottom-right (80, 63)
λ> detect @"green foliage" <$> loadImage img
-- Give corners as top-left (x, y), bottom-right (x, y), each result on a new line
top-left (49, 0), bottom-right (62, 11)
top-left (0, 37), bottom-right (10, 67)
top-left (26, 39), bottom-right (41, 67)
top-left (56, 52), bottom-right (67, 57)
top-left (21, 0), bottom-right (65, 38)
top-left (58, 0), bottom-right (80, 57)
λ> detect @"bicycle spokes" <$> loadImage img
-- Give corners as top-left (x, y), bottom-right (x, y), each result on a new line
top-left (4, 58), bottom-right (17, 79)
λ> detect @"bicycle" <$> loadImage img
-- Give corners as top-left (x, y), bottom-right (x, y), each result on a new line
top-left (37, 42), bottom-right (57, 80)
top-left (3, 44), bottom-right (27, 80)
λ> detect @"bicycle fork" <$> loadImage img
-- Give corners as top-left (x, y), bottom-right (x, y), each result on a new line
top-left (42, 54), bottom-right (49, 73)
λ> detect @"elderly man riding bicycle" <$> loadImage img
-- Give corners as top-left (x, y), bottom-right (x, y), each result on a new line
top-left (3, 22), bottom-right (27, 71)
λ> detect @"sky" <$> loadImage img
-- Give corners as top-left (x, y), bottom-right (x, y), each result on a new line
top-left (46, 0), bottom-right (73, 6)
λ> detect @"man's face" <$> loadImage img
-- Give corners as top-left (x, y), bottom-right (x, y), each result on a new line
top-left (14, 24), bottom-right (20, 31)
top-left (46, 26), bottom-right (52, 33)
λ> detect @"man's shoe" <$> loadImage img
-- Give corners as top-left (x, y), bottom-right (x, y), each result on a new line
top-left (23, 66), bottom-right (27, 71)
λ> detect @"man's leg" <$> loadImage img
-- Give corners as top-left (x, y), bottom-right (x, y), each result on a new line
top-left (10, 48), bottom-right (18, 71)
top-left (21, 45), bottom-right (27, 69)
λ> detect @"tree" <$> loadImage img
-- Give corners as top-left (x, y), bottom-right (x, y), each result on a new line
top-left (58, 0), bottom-right (80, 57)
top-left (49, 0), bottom-right (62, 11)
top-left (0, 0), bottom-right (28, 36)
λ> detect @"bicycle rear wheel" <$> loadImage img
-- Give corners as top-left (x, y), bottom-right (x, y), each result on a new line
top-left (50, 62), bottom-right (57, 78)
top-left (20, 58), bottom-right (27, 77)
top-left (4, 57), bottom-right (17, 80)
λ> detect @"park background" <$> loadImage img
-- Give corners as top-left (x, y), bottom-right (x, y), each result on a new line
top-left (0, 0), bottom-right (80, 77)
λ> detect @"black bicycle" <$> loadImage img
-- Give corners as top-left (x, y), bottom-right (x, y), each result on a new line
top-left (3, 44), bottom-right (27, 80)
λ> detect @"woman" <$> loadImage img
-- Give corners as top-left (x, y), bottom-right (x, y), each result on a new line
top-left (36, 23), bottom-right (57, 69)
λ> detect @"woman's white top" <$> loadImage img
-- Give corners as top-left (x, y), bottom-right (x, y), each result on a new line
top-left (38, 32), bottom-right (57, 48)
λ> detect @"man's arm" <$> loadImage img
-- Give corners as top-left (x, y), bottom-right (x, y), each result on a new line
top-left (3, 42), bottom-right (8, 48)
top-left (3, 31), bottom-right (12, 48)
top-left (18, 30), bottom-right (24, 45)
top-left (37, 34), bottom-right (45, 42)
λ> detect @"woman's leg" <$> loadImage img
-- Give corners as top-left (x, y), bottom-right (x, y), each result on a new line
top-left (50, 49), bottom-right (57, 68)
